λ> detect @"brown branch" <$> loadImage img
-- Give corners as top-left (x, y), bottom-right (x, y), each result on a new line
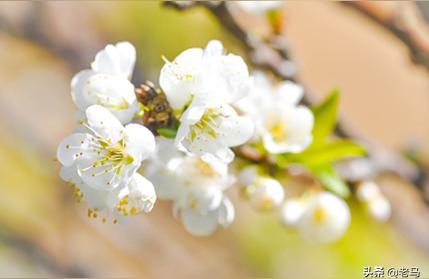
top-left (163, 0), bottom-right (421, 187)
top-left (342, 2), bottom-right (429, 71)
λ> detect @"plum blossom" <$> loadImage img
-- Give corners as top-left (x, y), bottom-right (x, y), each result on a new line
top-left (57, 105), bottom-right (155, 192)
top-left (71, 42), bottom-right (139, 124)
top-left (145, 138), bottom-right (235, 236)
top-left (235, 1), bottom-right (283, 16)
top-left (60, 165), bottom-right (156, 222)
top-left (159, 40), bottom-right (254, 162)
top-left (235, 72), bottom-right (314, 154)
top-left (238, 166), bottom-right (285, 210)
top-left (280, 191), bottom-right (351, 243)
top-left (357, 180), bottom-right (391, 222)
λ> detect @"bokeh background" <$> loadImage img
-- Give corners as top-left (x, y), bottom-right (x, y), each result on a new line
top-left (0, 1), bottom-right (429, 278)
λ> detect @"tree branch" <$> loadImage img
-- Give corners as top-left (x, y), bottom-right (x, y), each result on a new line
top-left (341, 2), bottom-right (429, 71)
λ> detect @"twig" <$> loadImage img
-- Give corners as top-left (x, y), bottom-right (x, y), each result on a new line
top-left (163, 0), bottom-right (422, 187)
top-left (341, 2), bottom-right (429, 71)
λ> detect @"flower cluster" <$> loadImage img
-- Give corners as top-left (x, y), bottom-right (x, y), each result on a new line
top-left (57, 40), bottom-right (373, 242)
top-left (57, 43), bottom-right (156, 223)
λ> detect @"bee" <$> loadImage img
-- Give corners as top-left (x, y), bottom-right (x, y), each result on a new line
top-left (135, 80), bottom-right (176, 132)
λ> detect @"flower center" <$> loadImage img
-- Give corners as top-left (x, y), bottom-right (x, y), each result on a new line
top-left (313, 206), bottom-right (327, 224)
top-left (195, 159), bottom-right (217, 177)
top-left (84, 138), bottom-right (134, 179)
top-left (116, 194), bottom-right (155, 216)
top-left (96, 94), bottom-right (130, 110)
top-left (269, 120), bottom-right (288, 142)
top-left (189, 108), bottom-right (224, 140)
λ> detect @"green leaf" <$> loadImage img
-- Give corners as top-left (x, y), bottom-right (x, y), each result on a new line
top-left (311, 89), bottom-right (340, 146)
top-left (277, 139), bottom-right (366, 168)
top-left (312, 164), bottom-right (350, 198)
top-left (157, 127), bottom-right (177, 139)
top-left (297, 140), bottom-right (366, 167)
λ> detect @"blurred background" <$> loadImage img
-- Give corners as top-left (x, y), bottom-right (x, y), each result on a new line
top-left (0, 1), bottom-right (429, 278)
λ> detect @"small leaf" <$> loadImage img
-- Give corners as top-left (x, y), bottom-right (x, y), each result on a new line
top-left (157, 127), bottom-right (177, 139)
top-left (311, 89), bottom-right (340, 146)
top-left (312, 164), bottom-right (350, 198)
top-left (298, 140), bottom-right (366, 167)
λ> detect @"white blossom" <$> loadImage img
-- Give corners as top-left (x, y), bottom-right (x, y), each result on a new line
top-left (145, 138), bottom-right (235, 236)
top-left (175, 94), bottom-right (254, 163)
top-left (235, 1), bottom-right (283, 15)
top-left (160, 40), bottom-right (254, 162)
top-left (280, 191), bottom-right (351, 243)
top-left (159, 40), bottom-right (252, 113)
top-left (235, 72), bottom-right (313, 154)
top-left (238, 166), bottom-right (285, 210)
top-left (71, 42), bottom-right (139, 124)
top-left (60, 165), bottom-right (156, 221)
top-left (357, 181), bottom-right (391, 222)
top-left (57, 105), bottom-right (155, 191)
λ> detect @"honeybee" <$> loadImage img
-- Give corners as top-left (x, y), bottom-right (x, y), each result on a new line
top-left (135, 80), bottom-right (176, 133)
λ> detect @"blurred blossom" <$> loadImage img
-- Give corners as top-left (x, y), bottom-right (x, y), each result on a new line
top-left (238, 166), bottom-right (285, 210)
top-left (280, 191), bottom-right (351, 243)
top-left (71, 42), bottom-right (140, 124)
top-left (235, 72), bottom-right (314, 154)
top-left (357, 181), bottom-right (391, 222)
top-left (235, 1), bottom-right (283, 16)
top-left (145, 138), bottom-right (235, 236)
top-left (160, 40), bottom-right (254, 163)
top-left (57, 105), bottom-right (156, 221)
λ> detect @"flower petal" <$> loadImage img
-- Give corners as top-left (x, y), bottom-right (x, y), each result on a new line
top-left (217, 197), bottom-right (235, 228)
top-left (217, 106), bottom-right (254, 147)
top-left (180, 207), bottom-right (219, 236)
top-left (115, 41), bottom-right (136, 79)
top-left (159, 48), bottom-right (203, 110)
top-left (276, 81), bottom-right (304, 106)
top-left (126, 173), bottom-right (157, 213)
top-left (124, 123), bottom-right (156, 161)
top-left (71, 69), bottom-right (97, 110)
top-left (85, 105), bottom-right (125, 143)
top-left (92, 44), bottom-right (122, 76)
top-left (57, 133), bottom-right (93, 166)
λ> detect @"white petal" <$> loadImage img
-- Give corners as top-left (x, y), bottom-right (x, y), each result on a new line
top-left (262, 105), bottom-right (314, 154)
top-left (276, 81), bottom-right (304, 106)
top-left (92, 44), bottom-right (122, 76)
top-left (179, 98), bottom-right (206, 125)
top-left (159, 48), bottom-right (203, 110)
top-left (77, 157), bottom-right (134, 190)
top-left (216, 54), bottom-right (251, 103)
top-left (367, 196), bottom-right (391, 222)
top-left (238, 166), bottom-right (258, 186)
top-left (57, 133), bottom-right (93, 166)
top-left (280, 199), bottom-right (306, 227)
top-left (83, 73), bottom-right (137, 124)
top-left (71, 69), bottom-right (97, 110)
top-left (236, 1), bottom-right (282, 15)
top-left (249, 177), bottom-right (285, 210)
top-left (124, 123), bottom-right (156, 161)
top-left (115, 41), bottom-right (136, 79)
top-left (85, 105), bottom-right (125, 143)
top-left (297, 192), bottom-right (351, 243)
top-left (218, 197), bottom-right (235, 228)
top-left (186, 184), bottom-right (223, 212)
top-left (357, 181), bottom-right (380, 202)
top-left (181, 207), bottom-right (219, 236)
top-left (145, 162), bottom-right (179, 200)
top-left (126, 173), bottom-right (157, 213)
top-left (217, 106), bottom-right (254, 147)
